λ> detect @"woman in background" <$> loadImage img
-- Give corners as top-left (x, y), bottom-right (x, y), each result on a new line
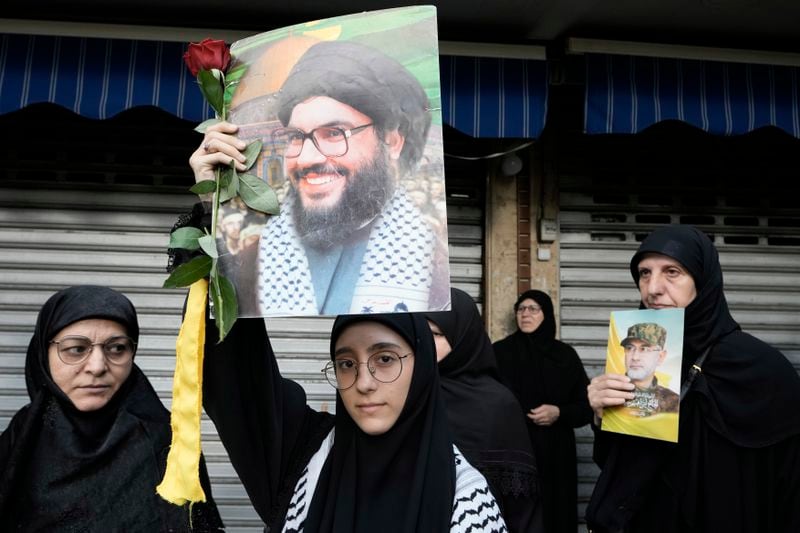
top-left (494, 290), bottom-right (592, 533)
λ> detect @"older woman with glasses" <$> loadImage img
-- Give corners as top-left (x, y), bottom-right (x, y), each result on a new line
top-left (0, 286), bottom-right (222, 531)
top-left (202, 313), bottom-right (508, 532)
top-left (493, 290), bottom-right (593, 533)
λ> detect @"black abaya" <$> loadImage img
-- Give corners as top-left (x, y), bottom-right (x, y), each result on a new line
top-left (0, 285), bottom-right (222, 532)
top-left (494, 290), bottom-right (593, 533)
top-left (427, 288), bottom-right (542, 533)
top-left (586, 225), bottom-right (800, 533)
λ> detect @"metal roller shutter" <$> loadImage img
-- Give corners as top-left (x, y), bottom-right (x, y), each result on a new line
top-left (0, 185), bottom-right (271, 530)
top-left (558, 164), bottom-right (800, 522)
top-left (0, 109), bottom-right (485, 532)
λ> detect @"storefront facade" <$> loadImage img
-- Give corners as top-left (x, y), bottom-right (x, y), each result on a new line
top-left (1, 21), bottom-right (799, 531)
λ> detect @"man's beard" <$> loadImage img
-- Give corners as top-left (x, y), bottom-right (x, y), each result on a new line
top-left (290, 150), bottom-right (395, 249)
top-left (626, 366), bottom-right (657, 384)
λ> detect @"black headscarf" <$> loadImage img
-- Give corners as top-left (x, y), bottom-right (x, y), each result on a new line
top-left (276, 40), bottom-right (431, 175)
top-left (587, 225), bottom-right (800, 531)
top-left (629, 224), bottom-right (740, 373)
top-left (515, 290), bottom-right (556, 344)
top-left (426, 289), bottom-right (538, 500)
top-left (24, 285), bottom-right (141, 435)
top-left (303, 313), bottom-right (455, 533)
top-left (0, 286), bottom-right (221, 530)
top-left (497, 290), bottom-right (567, 411)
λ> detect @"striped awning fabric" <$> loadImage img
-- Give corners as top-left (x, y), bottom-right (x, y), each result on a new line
top-left (0, 33), bottom-right (549, 139)
top-left (439, 55), bottom-right (549, 138)
top-left (0, 33), bottom-right (212, 121)
top-left (585, 53), bottom-right (800, 137)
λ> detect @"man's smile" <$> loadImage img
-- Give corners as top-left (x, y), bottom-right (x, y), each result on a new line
top-left (302, 174), bottom-right (340, 186)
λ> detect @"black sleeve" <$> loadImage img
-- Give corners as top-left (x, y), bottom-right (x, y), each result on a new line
top-left (590, 420), bottom-right (613, 467)
top-left (202, 317), bottom-right (332, 525)
top-left (167, 202), bottom-right (212, 274)
top-left (555, 346), bottom-right (594, 428)
top-left (190, 454), bottom-right (225, 531)
top-left (491, 340), bottom-right (515, 393)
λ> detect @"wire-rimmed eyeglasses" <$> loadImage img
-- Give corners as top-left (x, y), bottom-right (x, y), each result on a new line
top-left (272, 123), bottom-right (374, 158)
top-left (516, 304), bottom-right (542, 315)
top-left (49, 335), bottom-right (137, 366)
top-left (322, 351), bottom-right (412, 390)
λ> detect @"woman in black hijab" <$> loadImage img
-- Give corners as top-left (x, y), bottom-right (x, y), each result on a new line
top-left (586, 224), bottom-right (800, 533)
top-left (426, 288), bottom-right (542, 532)
top-left (493, 290), bottom-right (593, 533)
top-left (202, 312), bottom-right (508, 532)
top-left (0, 285), bottom-right (222, 531)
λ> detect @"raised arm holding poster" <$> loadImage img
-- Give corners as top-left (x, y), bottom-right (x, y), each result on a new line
top-left (601, 308), bottom-right (684, 442)
top-left (159, 6), bottom-right (454, 509)
top-left (214, 6), bottom-right (449, 317)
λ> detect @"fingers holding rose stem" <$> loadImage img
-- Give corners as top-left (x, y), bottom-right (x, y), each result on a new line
top-left (189, 121), bottom-right (250, 203)
top-left (587, 373), bottom-right (636, 423)
top-left (189, 121), bottom-right (249, 184)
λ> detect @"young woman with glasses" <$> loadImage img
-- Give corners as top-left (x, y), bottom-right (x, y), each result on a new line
top-left (0, 285), bottom-right (222, 531)
top-left (202, 313), bottom-right (508, 532)
top-left (493, 290), bottom-right (593, 533)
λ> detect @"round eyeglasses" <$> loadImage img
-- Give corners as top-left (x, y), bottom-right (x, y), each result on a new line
top-left (272, 123), bottom-right (374, 158)
top-left (49, 335), bottom-right (137, 366)
top-left (516, 304), bottom-right (542, 315)
top-left (322, 351), bottom-right (412, 390)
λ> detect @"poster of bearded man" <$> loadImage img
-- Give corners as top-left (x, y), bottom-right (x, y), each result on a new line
top-left (215, 6), bottom-right (449, 317)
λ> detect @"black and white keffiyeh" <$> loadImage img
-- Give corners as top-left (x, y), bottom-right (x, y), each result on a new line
top-left (257, 188), bottom-right (435, 315)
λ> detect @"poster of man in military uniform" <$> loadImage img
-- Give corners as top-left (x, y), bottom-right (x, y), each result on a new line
top-left (620, 323), bottom-right (680, 416)
top-left (601, 308), bottom-right (684, 442)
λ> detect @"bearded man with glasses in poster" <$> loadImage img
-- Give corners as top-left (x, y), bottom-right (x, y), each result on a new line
top-left (192, 40), bottom-right (447, 316)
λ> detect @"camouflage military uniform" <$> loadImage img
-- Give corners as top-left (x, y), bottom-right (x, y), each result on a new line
top-left (624, 377), bottom-right (679, 417)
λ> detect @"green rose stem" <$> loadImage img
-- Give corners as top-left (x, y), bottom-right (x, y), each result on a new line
top-left (210, 71), bottom-right (226, 286)
top-left (168, 60), bottom-right (277, 341)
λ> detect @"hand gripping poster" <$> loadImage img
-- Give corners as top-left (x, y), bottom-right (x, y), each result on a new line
top-left (601, 308), bottom-right (684, 442)
top-left (214, 6), bottom-right (450, 317)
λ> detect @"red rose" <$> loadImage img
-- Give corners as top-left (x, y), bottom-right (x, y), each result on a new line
top-left (183, 38), bottom-right (231, 76)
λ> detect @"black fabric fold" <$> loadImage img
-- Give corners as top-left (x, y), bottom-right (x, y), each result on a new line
top-left (426, 288), bottom-right (541, 532)
top-left (203, 317), bottom-right (335, 529)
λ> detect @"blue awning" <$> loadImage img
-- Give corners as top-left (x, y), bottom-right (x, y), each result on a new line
top-left (0, 33), bottom-right (213, 121)
top-left (0, 33), bottom-right (548, 139)
top-left (585, 53), bottom-right (800, 137)
top-left (439, 55), bottom-right (548, 138)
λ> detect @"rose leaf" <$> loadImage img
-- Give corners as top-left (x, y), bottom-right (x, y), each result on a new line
top-left (163, 255), bottom-right (212, 288)
top-left (198, 234), bottom-right (219, 258)
top-left (239, 173), bottom-right (280, 215)
top-left (210, 274), bottom-right (238, 341)
top-left (168, 227), bottom-right (204, 250)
